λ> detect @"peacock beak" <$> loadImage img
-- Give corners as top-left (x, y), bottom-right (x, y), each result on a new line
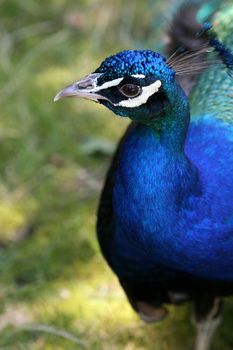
top-left (54, 73), bottom-right (107, 102)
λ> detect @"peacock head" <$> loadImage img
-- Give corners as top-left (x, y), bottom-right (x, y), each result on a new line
top-left (54, 50), bottom-right (178, 124)
top-left (55, 23), bottom-right (233, 126)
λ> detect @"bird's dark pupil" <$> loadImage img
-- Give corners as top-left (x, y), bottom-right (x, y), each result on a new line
top-left (120, 84), bottom-right (141, 97)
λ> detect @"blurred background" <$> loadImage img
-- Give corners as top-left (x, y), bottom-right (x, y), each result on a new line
top-left (0, 0), bottom-right (232, 349)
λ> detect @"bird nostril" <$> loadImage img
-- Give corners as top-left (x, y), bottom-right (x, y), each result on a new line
top-left (77, 79), bottom-right (94, 89)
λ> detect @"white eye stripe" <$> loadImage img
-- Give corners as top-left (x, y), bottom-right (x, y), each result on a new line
top-left (95, 77), bottom-right (124, 90)
top-left (77, 75), bottom-right (124, 92)
top-left (131, 74), bottom-right (146, 79)
top-left (113, 80), bottom-right (162, 108)
top-left (91, 74), bottom-right (146, 92)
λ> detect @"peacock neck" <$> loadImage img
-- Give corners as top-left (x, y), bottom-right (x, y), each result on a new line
top-left (114, 80), bottom-right (199, 223)
top-left (145, 80), bottom-right (190, 153)
top-left (113, 119), bottom-right (200, 267)
top-left (113, 80), bottom-right (199, 239)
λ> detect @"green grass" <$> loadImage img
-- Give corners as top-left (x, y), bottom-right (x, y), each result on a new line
top-left (0, 0), bottom-right (233, 349)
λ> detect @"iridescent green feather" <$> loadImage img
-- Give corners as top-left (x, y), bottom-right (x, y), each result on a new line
top-left (190, 3), bottom-right (233, 123)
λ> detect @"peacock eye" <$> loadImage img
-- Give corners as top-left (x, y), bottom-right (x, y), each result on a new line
top-left (119, 84), bottom-right (142, 98)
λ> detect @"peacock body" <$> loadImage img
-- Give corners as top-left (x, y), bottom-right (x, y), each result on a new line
top-left (55, 1), bottom-right (233, 348)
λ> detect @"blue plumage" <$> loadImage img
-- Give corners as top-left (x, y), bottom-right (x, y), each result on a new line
top-left (111, 116), bottom-right (233, 282)
top-left (112, 123), bottom-right (198, 278)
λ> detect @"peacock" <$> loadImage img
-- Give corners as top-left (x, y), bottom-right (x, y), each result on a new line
top-left (54, 1), bottom-right (233, 349)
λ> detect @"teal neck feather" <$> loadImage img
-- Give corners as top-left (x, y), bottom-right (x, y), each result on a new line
top-left (147, 80), bottom-right (190, 153)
